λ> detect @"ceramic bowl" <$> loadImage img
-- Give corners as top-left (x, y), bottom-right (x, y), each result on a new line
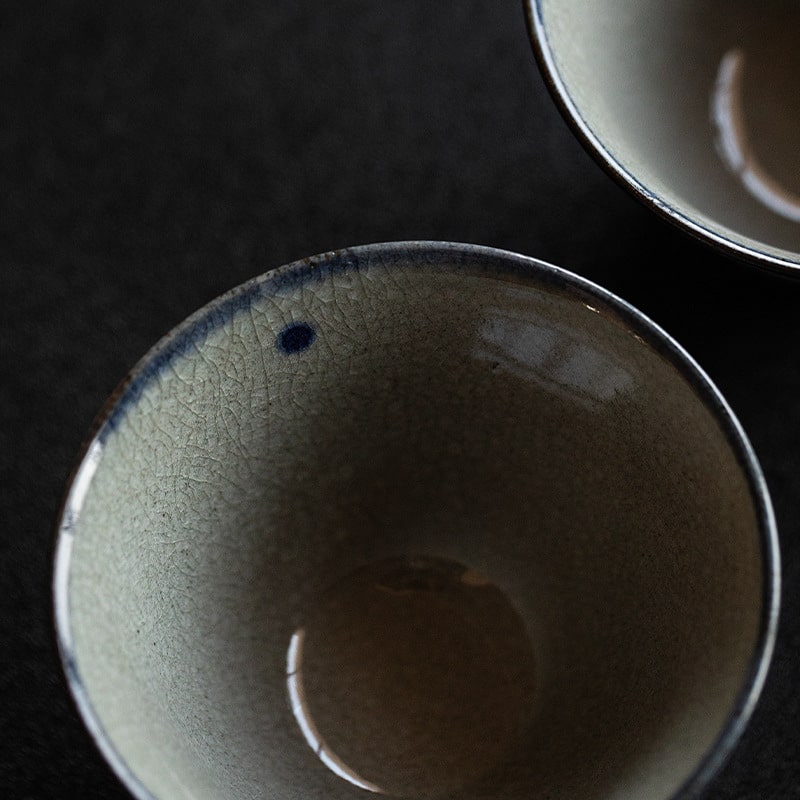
top-left (54, 242), bottom-right (779, 800)
top-left (525, 0), bottom-right (800, 275)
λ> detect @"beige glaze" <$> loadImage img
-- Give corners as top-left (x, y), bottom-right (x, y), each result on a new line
top-left (58, 244), bottom-right (770, 800)
top-left (532, 0), bottom-right (800, 267)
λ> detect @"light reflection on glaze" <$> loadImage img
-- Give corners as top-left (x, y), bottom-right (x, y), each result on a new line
top-left (286, 629), bottom-right (384, 794)
top-left (475, 306), bottom-right (634, 406)
top-left (284, 557), bottom-right (537, 797)
top-left (711, 48), bottom-right (800, 223)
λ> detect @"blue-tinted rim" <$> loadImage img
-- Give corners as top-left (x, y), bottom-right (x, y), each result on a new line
top-left (523, 0), bottom-right (800, 278)
top-left (53, 240), bottom-right (780, 800)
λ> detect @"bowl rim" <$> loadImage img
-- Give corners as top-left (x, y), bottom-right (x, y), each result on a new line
top-left (523, 0), bottom-right (800, 278)
top-left (53, 240), bottom-right (781, 800)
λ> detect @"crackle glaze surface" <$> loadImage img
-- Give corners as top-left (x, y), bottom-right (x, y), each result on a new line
top-left (56, 243), bottom-right (775, 800)
top-left (528, 0), bottom-right (800, 272)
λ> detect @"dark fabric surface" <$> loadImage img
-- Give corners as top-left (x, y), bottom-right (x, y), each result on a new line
top-left (2, 1), bottom-right (799, 798)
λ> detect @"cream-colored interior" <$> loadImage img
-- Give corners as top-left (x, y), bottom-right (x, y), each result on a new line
top-left (65, 252), bottom-right (764, 800)
top-left (536, 0), bottom-right (800, 264)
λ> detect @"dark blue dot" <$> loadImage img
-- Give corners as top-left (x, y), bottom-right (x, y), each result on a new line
top-left (277, 322), bottom-right (316, 354)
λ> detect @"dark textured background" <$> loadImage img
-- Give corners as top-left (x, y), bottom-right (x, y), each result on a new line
top-left (2, 1), bottom-right (799, 797)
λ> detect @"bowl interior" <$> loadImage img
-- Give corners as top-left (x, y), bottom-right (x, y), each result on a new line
top-left (60, 246), bottom-right (766, 800)
top-left (531, 0), bottom-right (800, 268)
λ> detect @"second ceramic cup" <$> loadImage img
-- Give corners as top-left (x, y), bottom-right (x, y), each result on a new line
top-left (526, 0), bottom-right (800, 274)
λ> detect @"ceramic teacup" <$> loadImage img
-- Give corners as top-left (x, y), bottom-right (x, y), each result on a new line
top-left (525, 0), bottom-right (800, 275)
top-left (55, 242), bottom-right (779, 800)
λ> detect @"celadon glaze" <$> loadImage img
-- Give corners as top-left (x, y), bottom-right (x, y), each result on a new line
top-left (527, 0), bottom-right (800, 273)
top-left (55, 243), bottom-right (778, 800)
